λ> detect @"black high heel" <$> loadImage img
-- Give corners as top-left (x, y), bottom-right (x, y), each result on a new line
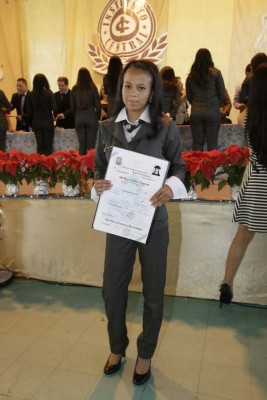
top-left (103, 350), bottom-right (126, 375)
top-left (133, 357), bottom-right (151, 385)
top-left (219, 283), bottom-right (233, 308)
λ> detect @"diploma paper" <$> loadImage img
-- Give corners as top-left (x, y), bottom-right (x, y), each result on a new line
top-left (92, 147), bottom-right (170, 243)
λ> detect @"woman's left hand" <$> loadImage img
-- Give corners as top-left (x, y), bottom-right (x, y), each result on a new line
top-left (150, 184), bottom-right (173, 207)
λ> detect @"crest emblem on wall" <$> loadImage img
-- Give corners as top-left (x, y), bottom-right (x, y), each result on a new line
top-left (88, 0), bottom-right (168, 73)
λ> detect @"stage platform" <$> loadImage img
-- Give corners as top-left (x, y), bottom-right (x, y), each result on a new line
top-left (0, 197), bottom-right (266, 305)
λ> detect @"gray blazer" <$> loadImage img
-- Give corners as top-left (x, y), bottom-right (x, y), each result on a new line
top-left (186, 68), bottom-right (225, 111)
top-left (94, 116), bottom-right (185, 222)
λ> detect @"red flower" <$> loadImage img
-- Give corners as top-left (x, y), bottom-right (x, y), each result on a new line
top-left (182, 145), bottom-right (249, 191)
top-left (5, 160), bottom-right (17, 176)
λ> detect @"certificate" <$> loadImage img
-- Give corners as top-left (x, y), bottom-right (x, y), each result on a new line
top-left (92, 147), bottom-right (170, 243)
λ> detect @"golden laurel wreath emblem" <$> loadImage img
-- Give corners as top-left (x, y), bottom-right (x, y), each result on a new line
top-left (88, 32), bottom-right (168, 74)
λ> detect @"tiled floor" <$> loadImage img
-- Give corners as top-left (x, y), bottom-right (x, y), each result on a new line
top-left (0, 278), bottom-right (266, 400)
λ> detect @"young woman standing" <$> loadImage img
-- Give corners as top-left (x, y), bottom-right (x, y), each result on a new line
top-left (94, 60), bottom-right (185, 385)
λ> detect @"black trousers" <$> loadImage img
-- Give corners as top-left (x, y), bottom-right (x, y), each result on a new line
top-left (75, 110), bottom-right (99, 155)
top-left (102, 219), bottom-right (169, 359)
top-left (190, 109), bottom-right (221, 151)
top-left (0, 130), bottom-right (6, 152)
top-left (33, 120), bottom-right (55, 155)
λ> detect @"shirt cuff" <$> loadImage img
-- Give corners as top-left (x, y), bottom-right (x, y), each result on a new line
top-left (165, 176), bottom-right (182, 199)
top-left (90, 185), bottom-right (99, 202)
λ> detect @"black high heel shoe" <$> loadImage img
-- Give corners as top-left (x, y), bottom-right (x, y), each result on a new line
top-left (103, 350), bottom-right (126, 375)
top-left (133, 357), bottom-right (151, 385)
top-left (219, 283), bottom-right (233, 308)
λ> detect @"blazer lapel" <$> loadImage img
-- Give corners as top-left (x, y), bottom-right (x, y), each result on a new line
top-left (130, 122), bottom-right (154, 143)
top-left (105, 120), bottom-right (154, 148)
top-left (111, 121), bottom-right (129, 147)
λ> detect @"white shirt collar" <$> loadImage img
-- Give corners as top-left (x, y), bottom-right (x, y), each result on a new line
top-left (115, 105), bottom-right (151, 124)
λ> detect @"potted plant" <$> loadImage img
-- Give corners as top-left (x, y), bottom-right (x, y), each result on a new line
top-left (23, 153), bottom-right (58, 196)
top-left (0, 150), bottom-right (26, 195)
top-left (182, 145), bottom-right (249, 200)
top-left (216, 145), bottom-right (249, 189)
top-left (54, 149), bottom-right (95, 196)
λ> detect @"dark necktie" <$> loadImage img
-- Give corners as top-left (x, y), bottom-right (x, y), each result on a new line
top-left (123, 120), bottom-right (142, 133)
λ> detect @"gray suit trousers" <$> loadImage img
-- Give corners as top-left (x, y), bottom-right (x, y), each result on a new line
top-left (190, 108), bottom-right (221, 151)
top-left (102, 219), bottom-right (169, 359)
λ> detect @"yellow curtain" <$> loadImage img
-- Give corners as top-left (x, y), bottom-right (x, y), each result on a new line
top-left (228, 0), bottom-right (267, 97)
top-left (0, 0), bottom-right (23, 95)
top-left (1, 0), bottom-right (169, 95)
top-left (1, 0), bottom-right (267, 125)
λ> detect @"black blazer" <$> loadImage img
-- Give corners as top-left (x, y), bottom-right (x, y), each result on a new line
top-left (10, 91), bottom-right (31, 131)
top-left (26, 89), bottom-right (57, 128)
top-left (0, 90), bottom-right (12, 132)
top-left (54, 90), bottom-right (75, 129)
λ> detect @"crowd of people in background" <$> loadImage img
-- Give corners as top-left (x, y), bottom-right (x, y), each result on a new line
top-left (0, 49), bottom-right (267, 385)
top-left (0, 50), bottom-right (266, 154)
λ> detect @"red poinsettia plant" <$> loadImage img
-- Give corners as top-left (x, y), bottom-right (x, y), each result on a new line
top-left (0, 146), bottom-right (248, 195)
top-left (182, 145), bottom-right (249, 191)
top-left (22, 153), bottom-right (58, 188)
top-left (0, 150), bottom-right (26, 185)
top-left (53, 149), bottom-right (95, 194)
top-left (0, 150), bottom-right (95, 194)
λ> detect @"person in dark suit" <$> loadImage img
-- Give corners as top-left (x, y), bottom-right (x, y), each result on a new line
top-left (160, 66), bottom-right (181, 120)
top-left (10, 78), bottom-right (31, 131)
top-left (54, 77), bottom-right (75, 129)
top-left (70, 67), bottom-right (101, 154)
top-left (103, 56), bottom-right (123, 118)
top-left (239, 52), bottom-right (267, 107)
top-left (0, 89), bottom-right (12, 151)
top-left (186, 48), bottom-right (225, 151)
top-left (26, 73), bottom-right (57, 155)
top-left (94, 60), bottom-right (185, 385)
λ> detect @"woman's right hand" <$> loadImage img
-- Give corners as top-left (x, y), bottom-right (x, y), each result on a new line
top-left (94, 179), bottom-right (112, 196)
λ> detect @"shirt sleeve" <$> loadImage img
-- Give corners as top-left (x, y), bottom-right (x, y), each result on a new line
top-left (165, 176), bottom-right (182, 199)
top-left (90, 185), bottom-right (99, 202)
top-left (162, 120), bottom-right (186, 183)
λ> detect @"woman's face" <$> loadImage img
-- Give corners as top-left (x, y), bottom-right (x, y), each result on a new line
top-left (122, 68), bottom-right (153, 117)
